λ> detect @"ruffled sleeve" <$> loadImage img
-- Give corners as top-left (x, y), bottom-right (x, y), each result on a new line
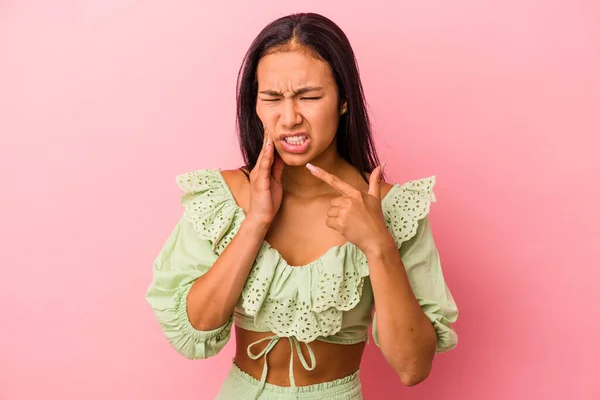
top-left (144, 169), bottom-right (243, 359)
top-left (372, 177), bottom-right (458, 353)
top-left (175, 169), bottom-right (244, 254)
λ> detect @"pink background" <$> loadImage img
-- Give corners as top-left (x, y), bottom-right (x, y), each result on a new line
top-left (1, 1), bottom-right (599, 399)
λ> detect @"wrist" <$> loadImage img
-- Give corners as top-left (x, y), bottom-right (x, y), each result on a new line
top-left (241, 215), bottom-right (271, 237)
top-left (362, 235), bottom-right (397, 260)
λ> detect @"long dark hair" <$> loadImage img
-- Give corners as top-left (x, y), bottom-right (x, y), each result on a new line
top-left (236, 13), bottom-right (381, 181)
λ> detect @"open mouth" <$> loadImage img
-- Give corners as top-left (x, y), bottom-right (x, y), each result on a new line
top-left (283, 135), bottom-right (307, 145)
top-left (280, 133), bottom-right (310, 154)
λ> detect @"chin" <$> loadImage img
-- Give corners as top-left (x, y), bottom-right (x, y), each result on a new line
top-left (275, 147), bottom-right (315, 167)
top-left (279, 154), bottom-right (311, 167)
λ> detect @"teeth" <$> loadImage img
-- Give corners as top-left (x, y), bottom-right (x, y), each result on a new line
top-left (283, 135), bottom-right (307, 145)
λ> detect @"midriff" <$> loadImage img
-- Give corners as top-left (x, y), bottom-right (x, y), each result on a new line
top-left (233, 325), bottom-right (366, 387)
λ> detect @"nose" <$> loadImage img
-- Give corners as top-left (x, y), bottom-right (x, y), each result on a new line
top-left (280, 99), bottom-right (302, 129)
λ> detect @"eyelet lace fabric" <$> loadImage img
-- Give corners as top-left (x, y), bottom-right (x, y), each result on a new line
top-left (176, 169), bottom-right (244, 254)
top-left (381, 175), bottom-right (436, 248)
top-left (175, 169), bottom-right (435, 343)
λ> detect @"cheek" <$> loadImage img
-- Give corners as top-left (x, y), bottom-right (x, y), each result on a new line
top-left (256, 102), bottom-right (279, 119)
top-left (255, 102), bottom-right (264, 120)
top-left (306, 104), bottom-right (339, 130)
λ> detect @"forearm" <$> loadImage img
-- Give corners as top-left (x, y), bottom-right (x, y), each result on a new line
top-left (366, 238), bottom-right (437, 385)
top-left (186, 217), bottom-right (269, 330)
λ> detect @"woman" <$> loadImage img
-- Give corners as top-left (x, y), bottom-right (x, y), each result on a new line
top-left (145, 12), bottom-right (458, 399)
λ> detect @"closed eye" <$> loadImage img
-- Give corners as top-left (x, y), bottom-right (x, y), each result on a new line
top-left (301, 97), bottom-right (322, 100)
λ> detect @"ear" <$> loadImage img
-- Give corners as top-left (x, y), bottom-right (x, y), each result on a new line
top-left (340, 100), bottom-right (348, 115)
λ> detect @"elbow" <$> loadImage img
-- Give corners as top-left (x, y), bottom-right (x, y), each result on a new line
top-left (383, 341), bottom-right (436, 387)
top-left (386, 347), bottom-right (434, 387)
top-left (384, 352), bottom-right (433, 386)
top-left (398, 365), bottom-right (431, 386)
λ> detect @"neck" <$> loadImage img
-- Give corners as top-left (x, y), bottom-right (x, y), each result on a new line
top-left (281, 147), bottom-right (347, 198)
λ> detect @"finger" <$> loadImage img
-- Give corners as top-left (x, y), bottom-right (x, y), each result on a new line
top-left (325, 217), bottom-right (341, 231)
top-left (326, 206), bottom-right (340, 217)
top-left (306, 163), bottom-right (359, 196)
top-left (330, 197), bottom-right (344, 207)
top-left (257, 136), bottom-right (275, 184)
top-left (271, 151), bottom-right (285, 184)
top-left (368, 163), bottom-right (385, 198)
top-left (253, 129), bottom-right (269, 174)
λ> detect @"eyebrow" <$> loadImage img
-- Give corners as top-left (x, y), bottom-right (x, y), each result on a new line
top-left (258, 86), bottom-right (324, 96)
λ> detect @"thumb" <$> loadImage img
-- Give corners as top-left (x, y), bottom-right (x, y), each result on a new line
top-left (368, 162), bottom-right (385, 198)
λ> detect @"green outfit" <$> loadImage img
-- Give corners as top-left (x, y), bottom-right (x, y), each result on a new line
top-left (145, 169), bottom-right (458, 399)
top-left (215, 363), bottom-right (362, 399)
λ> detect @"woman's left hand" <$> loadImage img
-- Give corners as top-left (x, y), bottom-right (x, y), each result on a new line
top-left (306, 163), bottom-right (394, 256)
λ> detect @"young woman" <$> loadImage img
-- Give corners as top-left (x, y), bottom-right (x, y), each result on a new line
top-left (145, 12), bottom-right (458, 399)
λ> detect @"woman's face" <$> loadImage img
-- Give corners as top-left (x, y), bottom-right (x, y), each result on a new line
top-left (255, 49), bottom-right (346, 167)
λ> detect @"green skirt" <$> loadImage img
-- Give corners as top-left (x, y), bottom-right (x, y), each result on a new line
top-left (215, 362), bottom-right (363, 400)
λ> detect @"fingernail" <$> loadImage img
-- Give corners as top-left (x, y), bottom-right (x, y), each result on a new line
top-left (381, 161), bottom-right (387, 172)
top-left (306, 163), bottom-right (318, 173)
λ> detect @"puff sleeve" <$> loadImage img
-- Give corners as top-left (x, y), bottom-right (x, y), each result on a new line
top-left (145, 169), bottom-right (244, 359)
top-left (145, 216), bottom-right (233, 359)
top-left (372, 177), bottom-right (458, 353)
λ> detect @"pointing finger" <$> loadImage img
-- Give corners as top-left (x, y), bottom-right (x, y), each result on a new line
top-left (306, 163), bottom-right (359, 197)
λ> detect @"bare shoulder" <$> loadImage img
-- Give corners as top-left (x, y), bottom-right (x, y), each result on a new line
top-left (221, 168), bottom-right (250, 210)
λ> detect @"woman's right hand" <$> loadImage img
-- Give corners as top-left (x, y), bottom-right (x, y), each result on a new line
top-left (247, 129), bottom-right (284, 227)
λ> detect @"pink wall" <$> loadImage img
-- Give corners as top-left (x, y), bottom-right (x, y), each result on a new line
top-left (1, 1), bottom-right (598, 399)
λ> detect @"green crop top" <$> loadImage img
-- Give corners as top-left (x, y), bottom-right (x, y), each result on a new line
top-left (145, 168), bottom-right (458, 375)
